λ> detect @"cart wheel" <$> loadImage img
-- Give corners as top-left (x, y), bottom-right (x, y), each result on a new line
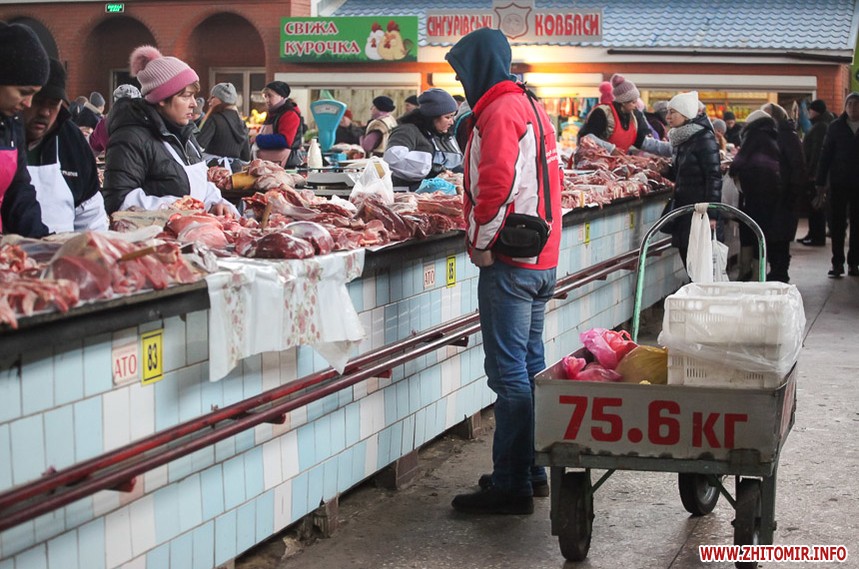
top-left (557, 471), bottom-right (594, 562)
top-left (733, 479), bottom-right (762, 569)
top-left (678, 473), bottom-right (721, 516)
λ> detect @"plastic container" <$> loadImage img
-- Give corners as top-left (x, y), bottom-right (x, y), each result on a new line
top-left (667, 353), bottom-right (784, 389)
top-left (658, 281), bottom-right (805, 375)
top-left (307, 138), bottom-right (323, 168)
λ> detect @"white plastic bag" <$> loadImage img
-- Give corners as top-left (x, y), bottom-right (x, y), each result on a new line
top-left (713, 235), bottom-right (729, 282)
top-left (686, 204), bottom-right (714, 283)
top-left (349, 156), bottom-right (394, 205)
top-left (721, 174), bottom-right (740, 208)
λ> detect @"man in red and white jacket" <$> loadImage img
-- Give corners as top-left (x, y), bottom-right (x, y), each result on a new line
top-left (446, 27), bottom-right (563, 515)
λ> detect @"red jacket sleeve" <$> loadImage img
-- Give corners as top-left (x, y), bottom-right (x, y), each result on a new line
top-left (276, 111), bottom-right (300, 147)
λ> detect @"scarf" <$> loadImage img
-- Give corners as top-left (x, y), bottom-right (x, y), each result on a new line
top-left (668, 121), bottom-right (705, 147)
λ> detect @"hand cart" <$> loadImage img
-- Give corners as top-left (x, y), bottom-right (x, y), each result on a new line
top-left (534, 203), bottom-right (797, 568)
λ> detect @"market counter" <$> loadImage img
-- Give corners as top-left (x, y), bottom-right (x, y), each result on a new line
top-left (0, 194), bottom-right (684, 569)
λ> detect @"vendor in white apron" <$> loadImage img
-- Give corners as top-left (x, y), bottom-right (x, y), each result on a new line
top-left (23, 58), bottom-right (107, 233)
top-left (102, 45), bottom-right (237, 216)
top-left (0, 22), bottom-right (50, 237)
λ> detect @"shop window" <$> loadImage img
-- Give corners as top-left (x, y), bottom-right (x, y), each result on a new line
top-left (210, 68), bottom-right (266, 118)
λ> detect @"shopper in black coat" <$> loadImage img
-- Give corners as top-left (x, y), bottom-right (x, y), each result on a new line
top-left (198, 82), bottom-right (250, 170)
top-left (663, 91), bottom-right (722, 263)
top-left (816, 92), bottom-right (859, 276)
top-left (798, 100), bottom-right (835, 246)
top-left (730, 110), bottom-right (795, 282)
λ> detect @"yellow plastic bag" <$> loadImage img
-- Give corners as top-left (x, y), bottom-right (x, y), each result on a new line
top-left (615, 345), bottom-right (668, 384)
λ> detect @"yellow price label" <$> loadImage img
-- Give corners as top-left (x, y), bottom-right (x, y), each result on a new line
top-left (446, 256), bottom-right (456, 287)
top-left (584, 222), bottom-right (591, 245)
top-left (140, 329), bottom-right (164, 385)
top-left (629, 211), bottom-right (635, 229)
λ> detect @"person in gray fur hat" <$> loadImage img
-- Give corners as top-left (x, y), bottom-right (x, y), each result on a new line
top-left (384, 88), bottom-right (462, 191)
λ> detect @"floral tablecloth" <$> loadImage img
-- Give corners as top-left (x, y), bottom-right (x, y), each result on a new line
top-left (204, 249), bottom-right (365, 382)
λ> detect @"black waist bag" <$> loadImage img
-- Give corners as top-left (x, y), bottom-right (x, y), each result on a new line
top-left (494, 213), bottom-right (550, 258)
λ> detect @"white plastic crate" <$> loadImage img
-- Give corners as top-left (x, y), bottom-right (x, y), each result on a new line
top-left (660, 282), bottom-right (804, 376)
top-left (667, 354), bottom-right (784, 389)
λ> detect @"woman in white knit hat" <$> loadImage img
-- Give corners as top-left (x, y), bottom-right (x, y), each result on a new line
top-left (577, 73), bottom-right (650, 153)
top-left (102, 45), bottom-right (237, 216)
top-left (661, 90), bottom-right (722, 265)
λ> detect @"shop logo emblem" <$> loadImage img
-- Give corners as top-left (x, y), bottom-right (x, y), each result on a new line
top-left (494, 1), bottom-right (531, 39)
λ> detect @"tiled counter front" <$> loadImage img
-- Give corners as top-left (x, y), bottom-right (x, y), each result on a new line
top-left (0, 198), bottom-right (684, 569)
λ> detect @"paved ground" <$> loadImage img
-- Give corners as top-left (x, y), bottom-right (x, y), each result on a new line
top-left (238, 225), bottom-right (859, 569)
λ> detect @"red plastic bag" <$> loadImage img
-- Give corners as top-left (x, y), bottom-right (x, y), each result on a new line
top-left (561, 356), bottom-right (587, 379)
top-left (579, 328), bottom-right (637, 369)
top-left (577, 362), bottom-right (623, 382)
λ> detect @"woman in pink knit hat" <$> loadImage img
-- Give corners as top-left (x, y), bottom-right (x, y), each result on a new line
top-left (102, 45), bottom-right (236, 216)
top-left (578, 73), bottom-right (649, 153)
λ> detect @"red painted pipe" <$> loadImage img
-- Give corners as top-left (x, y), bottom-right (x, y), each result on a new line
top-left (0, 322), bottom-right (481, 531)
top-left (0, 314), bottom-right (477, 512)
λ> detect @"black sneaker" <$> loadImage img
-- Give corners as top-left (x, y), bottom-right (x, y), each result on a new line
top-left (829, 266), bottom-right (844, 278)
top-left (451, 487), bottom-right (534, 515)
top-left (478, 473), bottom-right (550, 497)
top-left (849, 266), bottom-right (859, 276)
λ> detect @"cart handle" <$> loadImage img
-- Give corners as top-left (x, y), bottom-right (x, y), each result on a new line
top-left (631, 202), bottom-right (767, 342)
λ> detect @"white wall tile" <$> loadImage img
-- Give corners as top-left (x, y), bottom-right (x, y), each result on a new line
top-left (272, 479), bottom-right (293, 532)
top-left (144, 464), bottom-right (169, 493)
top-left (261, 352), bottom-right (280, 392)
top-left (371, 307), bottom-right (384, 349)
top-left (445, 392), bottom-right (459, 429)
top-left (363, 434), bottom-right (378, 477)
top-left (92, 489), bottom-right (120, 518)
top-left (261, 440), bottom-right (282, 491)
top-left (358, 311), bottom-right (372, 354)
top-left (119, 555), bottom-right (147, 569)
top-left (279, 348), bottom-right (297, 385)
top-left (280, 430), bottom-right (299, 479)
top-left (358, 391), bottom-right (384, 440)
top-left (129, 494), bottom-right (156, 558)
top-left (105, 506), bottom-right (133, 567)
top-left (102, 387), bottom-right (131, 452)
top-left (127, 382), bottom-right (155, 443)
top-left (362, 277), bottom-right (376, 312)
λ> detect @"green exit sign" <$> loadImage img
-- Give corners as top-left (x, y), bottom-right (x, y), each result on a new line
top-left (105, 3), bottom-right (125, 13)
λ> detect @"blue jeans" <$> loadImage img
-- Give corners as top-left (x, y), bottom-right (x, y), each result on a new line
top-left (478, 261), bottom-right (557, 496)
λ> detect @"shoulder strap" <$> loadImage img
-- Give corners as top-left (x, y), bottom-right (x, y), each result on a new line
top-left (524, 86), bottom-right (553, 223)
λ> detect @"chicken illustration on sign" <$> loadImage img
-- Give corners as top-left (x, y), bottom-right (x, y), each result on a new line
top-left (281, 16), bottom-right (418, 62)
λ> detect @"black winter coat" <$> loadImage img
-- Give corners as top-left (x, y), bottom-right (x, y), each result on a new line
top-left (774, 119), bottom-right (805, 213)
top-left (103, 98), bottom-right (206, 214)
top-left (730, 117), bottom-right (791, 244)
top-left (803, 111), bottom-right (835, 185)
top-left (816, 113), bottom-right (859, 190)
top-left (666, 113), bottom-right (722, 249)
top-left (0, 113), bottom-right (48, 237)
top-left (197, 109), bottom-right (250, 162)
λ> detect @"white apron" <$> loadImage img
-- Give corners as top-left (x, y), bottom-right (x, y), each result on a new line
top-left (27, 143), bottom-right (75, 233)
top-left (162, 141), bottom-right (209, 202)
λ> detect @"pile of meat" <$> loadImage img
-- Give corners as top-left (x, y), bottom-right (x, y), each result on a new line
top-left (208, 159), bottom-right (307, 192)
top-left (562, 136), bottom-right (673, 209)
top-left (0, 233), bottom-right (202, 329)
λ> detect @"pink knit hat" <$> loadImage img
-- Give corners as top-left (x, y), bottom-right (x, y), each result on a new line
top-left (598, 81), bottom-right (614, 104)
top-left (610, 74), bottom-right (640, 104)
top-left (130, 45), bottom-right (199, 104)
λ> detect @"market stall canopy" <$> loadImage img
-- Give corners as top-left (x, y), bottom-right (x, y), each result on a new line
top-left (330, 0), bottom-right (858, 56)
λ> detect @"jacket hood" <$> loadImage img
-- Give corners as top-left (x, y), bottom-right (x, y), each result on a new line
top-left (445, 28), bottom-right (515, 109)
top-left (740, 114), bottom-right (777, 145)
top-left (692, 111), bottom-right (715, 133)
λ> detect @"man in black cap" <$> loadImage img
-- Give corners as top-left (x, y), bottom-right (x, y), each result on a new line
top-left (798, 99), bottom-right (835, 246)
top-left (403, 94), bottom-right (420, 114)
top-left (361, 95), bottom-right (397, 156)
top-left (723, 110), bottom-right (742, 147)
top-left (22, 58), bottom-right (107, 232)
top-left (0, 21), bottom-right (50, 237)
